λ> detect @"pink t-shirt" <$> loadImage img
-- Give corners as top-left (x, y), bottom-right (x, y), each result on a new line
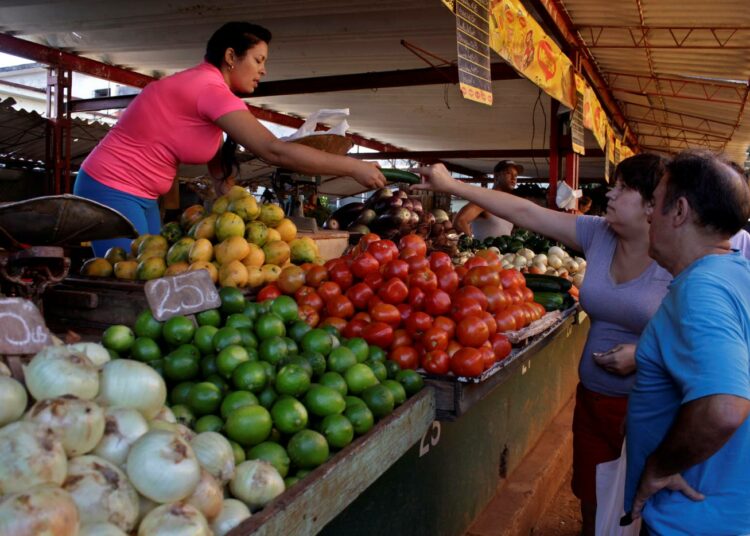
top-left (82, 62), bottom-right (248, 199)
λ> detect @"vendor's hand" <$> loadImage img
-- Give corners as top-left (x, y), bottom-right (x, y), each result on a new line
top-left (410, 163), bottom-right (457, 193)
top-left (592, 344), bottom-right (636, 376)
top-left (351, 161), bottom-right (386, 189)
top-left (631, 461), bottom-right (704, 521)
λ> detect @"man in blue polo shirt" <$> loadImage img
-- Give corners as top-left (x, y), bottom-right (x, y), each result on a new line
top-left (624, 150), bottom-right (750, 535)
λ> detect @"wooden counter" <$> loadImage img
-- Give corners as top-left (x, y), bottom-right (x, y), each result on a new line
top-left (299, 230), bottom-right (350, 261)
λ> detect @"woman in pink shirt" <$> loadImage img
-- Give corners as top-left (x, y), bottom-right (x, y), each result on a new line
top-left (75, 22), bottom-right (385, 256)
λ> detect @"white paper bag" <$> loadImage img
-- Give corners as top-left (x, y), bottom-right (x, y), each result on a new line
top-left (556, 180), bottom-right (582, 210)
top-left (595, 442), bottom-right (641, 536)
top-left (281, 108), bottom-right (350, 141)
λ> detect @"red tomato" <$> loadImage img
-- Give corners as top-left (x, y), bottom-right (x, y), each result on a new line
top-left (326, 295), bottom-right (355, 319)
top-left (367, 240), bottom-right (397, 265)
top-left (522, 286), bottom-right (535, 303)
top-left (422, 350), bottom-right (450, 375)
top-left (368, 295), bottom-right (384, 310)
top-left (305, 265), bottom-right (328, 288)
top-left (381, 260), bottom-right (409, 281)
top-left (399, 235), bottom-right (427, 257)
top-left (500, 269), bottom-right (519, 289)
top-left (294, 285), bottom-right (315, 300)
top-left (482, 285), bottom-right (510, 313)
top-left (424, 289), bottom-right (452, 316)
top-left (325, 258), bottom-right (343, 272)
top-left (257, 284), bottom-right (281, 302)
top-left (455, 286), bottom-right (489, 311)
top-left (447, 339), bottom-right (462, 357)
top-left (370, 303), bottom-right (401, 327)
top-left (464, 256), bottom-right (489, 270)
top-left (506, 286), bottom-right (525, 305)
top-left (321, 316), bottom-right (347, 333)
top-left (297, 290), bottom-right (324, 312)
top-left (475, 249), bottom-right (502, 268)
top-left (464, 266), bottom-right (500, 288)
top-left (455, 265), bottom-right (468, 283)
top-left (406, 311), bottom-right (433, 338)
top-left (343, 319), bottom-right (368, 339)
top-left (358, 233), bottom-right (381, 252)
top-left (509, 305), bottom-right (528, 330)
top-left (409, 269), bottom-right (438, 292)
top-left (397, 304), bottom-right (413, 324)
top-left (318, 281), bottom-right (342, 303)
top-left (328, 262), bottom-right (353, 291)
top-left (298, 305), bottom-right (320, 327)
top-left (408, 287), bottom-right (426, 310)
top-left (514, 270), bottom-right (526, 288)
top-left (346, 282), bottom-right (374, 310)
top-left (391, 329), bottom-right (413, 349)
top-left (479, 311), bottom-right (498, 337)
top-left (435, 267), bottom-right (459, 295)
top-left (457, 315), bottom-right (490, 348)
top-left (363, 272), bottom-right (384, 291)
top-left (299, 263), bottom-right (315, 272)
top-left (390, 346), bottom-right (419, 370)
top-left (422, 326), bottom-right (449, 352)
top-left (479, 345), bottom-right (496, 370)
top-left (351, 252), bottom-right (380, 280)
top-left (433, 316), bottom-right (456, 340)
top-left (495, 310), bottom-right (517, 332)
top-left (406, 255), bottom-right (430, 274)
top-left (352, 311), bottom-right (371, 323)
top-left (490, 333), bottom-right (512, 361)
top-left (451, 297), bottom-right (483, 322)
top-left (429, 251), bottom-right (452, 272)
top-left (362, 322), bottom-right (394, 348)
top-left (451, 347), bottom-right (484, 377)
top-left (378, 277), bottom-right (409, 305)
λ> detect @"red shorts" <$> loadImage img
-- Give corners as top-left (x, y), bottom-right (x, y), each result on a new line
top-left (571, 383), bottom-right (628, 505)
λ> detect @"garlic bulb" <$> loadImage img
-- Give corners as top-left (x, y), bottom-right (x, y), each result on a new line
top-left (0, 375), bottom-right (27, 426)
top-left (137, 502), bottom-right (211, 536)
top-left (0, 421), bottom-right (67, 495)
top-left (98, 360), bottom-right (166, 419)
top-left (0, 485), bottom-right (79, 536)
top-left (186, 469), bottom-right (223, 521)
top-left (190, 432), bottom-right (235, 484)
top-left (94, 407), bottom-right (149, 467)
top-left (230, 460), bottom-right (285, 511)
top-left (26, 396), bottom-right (105, 456)
top-left (24, 346), bottom-right (99, 401)
top-left (210, 499), bottom-right (251, 536)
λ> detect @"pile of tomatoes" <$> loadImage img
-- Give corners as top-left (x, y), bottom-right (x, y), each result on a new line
top-left (256, 233), bottom-right (547, 378)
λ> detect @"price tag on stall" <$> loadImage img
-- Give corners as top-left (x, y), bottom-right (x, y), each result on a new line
top-left (144, 270), bottom-right (221, 321)
top-left (0, 298), bottom-right (51, 354)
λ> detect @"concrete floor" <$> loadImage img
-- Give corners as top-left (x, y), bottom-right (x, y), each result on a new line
top-left (531, 470), bottom-right (582, 536)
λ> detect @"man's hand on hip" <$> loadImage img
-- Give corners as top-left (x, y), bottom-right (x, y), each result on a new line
top-left (631, 460), bottom-right (704, 520)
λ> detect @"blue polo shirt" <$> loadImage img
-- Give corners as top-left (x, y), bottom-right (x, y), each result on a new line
top-left (625, 252), bottom-right (750, 535)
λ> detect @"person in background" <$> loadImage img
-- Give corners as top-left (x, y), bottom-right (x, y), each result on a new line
top-left (74, 21), bottom-right (385, 256)
top-left (624, 150), bottom-right (750, 534)
top-left (413, 154), bottom-right (671, 536)
top-left (577, 195), bottom-right (593, 215)
top-left (453, 160), bottom-right (522, 239)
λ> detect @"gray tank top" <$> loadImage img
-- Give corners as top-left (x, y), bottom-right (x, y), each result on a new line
top-left (471, 212), bottom-right (513, 240)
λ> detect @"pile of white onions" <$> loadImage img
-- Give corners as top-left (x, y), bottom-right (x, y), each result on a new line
top-left (191, 431), bottom-right (236, 484)
top-left (24, 346), bottom-right (99, 401)
top-left (98, 360), bottom-right (166, 420)
top-left (230, 460), bottom-right (285, 511)
top-left (0, 375), bottom-right (27, 426)
top-left (26, 396), bottom-right (105, 457)
top-left (94, 407), bottom-right (149, 467)
top-left (0, 421), bottom-right (67, 495)
top-left (0, 485), bottom-right (80, 535)
top-left (138, 502), bottom-right (211, 536)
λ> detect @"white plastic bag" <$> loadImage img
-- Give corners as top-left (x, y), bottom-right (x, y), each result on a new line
top-left (281, 108), bottom-right (350, 141)
top-left (595, 442), bottom-right (641, 536)
top-left (555, 180), bottom-right (582, 210)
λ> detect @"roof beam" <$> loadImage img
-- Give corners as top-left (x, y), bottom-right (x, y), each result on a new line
top-left (349, 148), bottom-right (604, 160)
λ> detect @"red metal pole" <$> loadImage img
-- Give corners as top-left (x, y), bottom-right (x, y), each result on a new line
top-left (547, 100), bottom-right (561, 209)
top-left (45, 66), bottom-right (72, 194)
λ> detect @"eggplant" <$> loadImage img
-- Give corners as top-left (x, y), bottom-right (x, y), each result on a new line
top-left (330, 202), bottom-right (365, 229)
top-left (325, 218), bottom-right (340, 230)
top-left (408, 210), bottom-right (420, 226)
top-left (365, 188), bottom-right (392, 208)
top-left (348, 224), bottom-right (370, 234)
top-left (371, 196), bottom-right (403, 213)
top-left (353, 208), bottom-right (377, 226)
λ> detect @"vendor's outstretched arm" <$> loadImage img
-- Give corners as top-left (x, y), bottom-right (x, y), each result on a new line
top-left (412, 164), bottom-right (579, 250)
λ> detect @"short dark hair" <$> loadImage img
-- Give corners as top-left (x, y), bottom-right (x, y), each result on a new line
top-left (205, 22), bottom-right (272, 68)
top-left (661, 149), bottom-right (750, 236)
top-left (579, 196), bottom-right (592, 209)
top-left (614, 153), bottom-right (667, 201)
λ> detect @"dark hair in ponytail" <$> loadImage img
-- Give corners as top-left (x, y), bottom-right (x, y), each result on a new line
top-left (205, 22), bottom-right (272, 181)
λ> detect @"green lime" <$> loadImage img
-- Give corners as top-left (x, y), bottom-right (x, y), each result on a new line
top-left (361, 384), bottom-right (395, 419)
top-left (102, 325), bottom-right (135, 353)
top-left (213, 326), bottom-right (242, 353)
top-left (269, 427), bottom-right (282, 444)
top-left (199, 354), bottom-right (219, 377)
top-left (171, 404), bottom-right (195, 428)
top-left (271, 396), bottom-right (308, 435)
top-left (149, 359), bottom-right (165, 376)
top-left (283, 337), bottom-right (299, 356)
top-left (275, 364), bottom-right (311, 397)
top-left (220, 390), bottom-right (258, 419)
top-left (365, 360), bottom-right (388, 383)
top-left (245, 347), bottom-right (259, 362)
top-left (229, 440), bottom-right (246, 464)
top-left (257, 386), bottom-right (278, 409)
top-left (243, 302), bottom-right (260, 321)
top-left (319, 371), bottom-right (348, 397)
top-left (382, 379), bottom-right (407, 406)
top-left (219, 287), bottom-right (246, 315)
top-left (134, 310), bottom-right (163, 340)
top-left (226, 313), bottom-right (253, 331)
top-left (247, 442), bottom-right (291, 478)
top-left (301, 329), bottom-right (333, 356)
top-left (170, 382), bottom-right (194, 405)
top-left (216, 345), bottom-right (249, 378)
top-left (304, 384), bottom-right (346, 417)
top-left (259, 361), bottom-right (276, 385)
top-left (344, 338), bottom-right (369, 363)
top-left (164, 348), bottom-right (199, 381)
top-left (320, 414), bottom-right (354, 449)
top-left (286, 355), bottom-right (313, 378)
top-left (193, 325), bottom-right (219, 355)
top-left (327, 347), bottom-right (358, 374)
top-left (225, 405), bottom-right (272, 447)
top-left (131, 337), bottom-right (162, 362)
top-left (344, 363), bottom-right (379, 395)
top-left (195, 414), bottom-right (224, 433)
top-left (255, 313), bottom-right (286, 339)
top-left (345, 396), bottom-right (366, 409)
top-left (368, 345), bottom-right (387, 363)
top-left (196, 309), bottom-right (222, 327)
top-left (106, 349), bottom-right (120, 360)
top-left (232, 361), bottom-right (268, 393)
top-left (270, 296), bottom-right (298, 323)
top-left (288, 321), bottom-right (312, 343)
top-left (344, 403), bottom-right (374, 435)
top-left (396, 369), bottom-right (424, 396)
top-left (321, 324), bottom-right (340, 338)
top-left (188, 382), bottom-right (223, 416)
top-left (237, 328), bottom-right (258, 348)
top-left (296, 469), bottom-right (312, 479)
top-left (385, 360), bottom-right (401, 380)
top-left (162, 316), bottom-right (195, 346)
top-left (303, 351), bottom-right (326, 379)
top-left (257, 300), bottom-right (272, 315)
top-left (287, 430), bottom-right (329, 469)
top-left (205, 373), bottom-right (229, 394)
top-left (284, 476), bottom-right (300, 488)
top-left (259, 336), bottom-right (288, 366)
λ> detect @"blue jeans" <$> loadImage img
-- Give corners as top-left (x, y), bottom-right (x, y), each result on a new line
top-left (73, 168), bottom-right (161, 257)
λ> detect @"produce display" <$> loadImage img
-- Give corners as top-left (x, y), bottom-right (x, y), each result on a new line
top-left (80, 185), bottom-right (321, 288)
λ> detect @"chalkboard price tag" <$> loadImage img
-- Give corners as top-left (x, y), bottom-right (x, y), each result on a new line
top-left (0, 298), bottom-right (51, 355)
top-left (144, 270), bottom-right (221, 321)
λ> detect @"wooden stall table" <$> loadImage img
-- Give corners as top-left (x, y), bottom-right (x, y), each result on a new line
top-left (299, 230), bottom-right (350, 261)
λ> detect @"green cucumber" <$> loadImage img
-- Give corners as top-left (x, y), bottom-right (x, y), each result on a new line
top-left (533, 291), bottom-right (566, 312)
top-left (524, 273), bottom-right (573, 292)
top-left (381, 168), bottom-right (421, 185)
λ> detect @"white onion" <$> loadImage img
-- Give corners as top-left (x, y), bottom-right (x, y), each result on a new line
top-left (0, 375), bottom-right (27, 426)
top-left (0, 485), bottom-right (79, 535)
top-left (126, 430), bottom-right (200, 503)
top-left (210, 499), bottom-right (251, 536)
top-left (136, 493), bottom-right (160, 525)
top-left (94, 407), bottom-right (149, 467)
top-left (24, 346), bottom-right (99, 401)
top-left (191, 432), bottom-right (235, 484)
top-left (548, 255), bottom-right (563, 269)
top-left (548, 246), bottom-right (566, 258)
top-left (68, 343), bottom-right (111, 369)
top-left (79, 522), bottom-right (128, 536)
top-left (230, 460), bottom-right (285, 511)
top-left (26, 396), bottom-right (105, 457)
top-left (0, 362), bottom-right (11, 376)
top-left (152, 406), bottom-right (177, 424)
top-left (532, 253), bottom-right (548, 265)
top-left (138, 502), bottom-right (211, 536)
top-left (0, 421), bottom-right (67, 495)
top-left (187, 469), bottom-right (223, 521)
top-left (63, 455), bottom-right (139, 532)
top-left (98, 360), bottom-right (166, 419)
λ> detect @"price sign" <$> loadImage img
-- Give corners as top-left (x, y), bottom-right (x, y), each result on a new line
top-left (0, 298), bottom-right (51, 354)
top-left (144, 270), bottom-right (221, 321)
top-left (456, 0), bottom-right (493, 105)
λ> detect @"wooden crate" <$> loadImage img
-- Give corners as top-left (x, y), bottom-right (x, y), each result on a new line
top-left (228, 388), bottom-right (435, 536)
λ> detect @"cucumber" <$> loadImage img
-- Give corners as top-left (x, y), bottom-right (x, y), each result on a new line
top-left (381, 168), bottom-right (421, 185)
top-left (524, 273), bottom-right (573, 292)
top-left (533, 291), bottom-right (566, 312)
